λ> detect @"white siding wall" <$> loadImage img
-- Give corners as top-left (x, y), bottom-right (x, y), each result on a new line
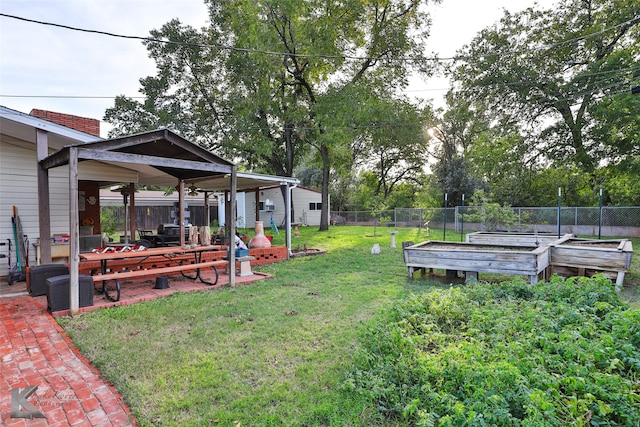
top-left (0, 140), bottom-right (71, 276)
top-left (0, 140), bottom-right (131, 277)
top-left (291, 187), bottom-right (323, 226)
top-left (238, 186), bottom-right (324, 230)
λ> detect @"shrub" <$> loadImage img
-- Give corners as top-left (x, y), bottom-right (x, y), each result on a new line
top-left (465, 190), bottom-right (519, 231)
top-left (346, 276), bottom-right (640, 426)
top-left (100, 205), bottom-right (123, 236)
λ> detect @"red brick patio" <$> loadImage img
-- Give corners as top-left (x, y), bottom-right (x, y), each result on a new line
top-left (0, 270), bottom-right (270, 425)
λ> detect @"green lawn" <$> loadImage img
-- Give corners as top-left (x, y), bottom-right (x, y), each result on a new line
top-left (58, 227), bottom-right (639, 426)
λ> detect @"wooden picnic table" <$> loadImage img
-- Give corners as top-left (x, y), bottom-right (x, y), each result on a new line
top-left (80, 245), bottom-right (227, 301)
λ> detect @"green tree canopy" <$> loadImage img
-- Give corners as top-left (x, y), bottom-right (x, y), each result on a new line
top-left (105, 0), bottom-right (441, 230)
top-left (451, 0), bottom-right (640, 185)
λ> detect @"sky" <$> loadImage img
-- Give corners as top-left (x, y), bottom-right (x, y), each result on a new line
top-left (0, 0), bottom-right (556, 138)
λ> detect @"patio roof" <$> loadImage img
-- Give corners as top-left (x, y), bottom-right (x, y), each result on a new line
top-left (189, 171), bottom-right (299, 193)
top-left (38, 128), bottom-right (240, 314)
top-left (42, 128), bottom-right (235, 186)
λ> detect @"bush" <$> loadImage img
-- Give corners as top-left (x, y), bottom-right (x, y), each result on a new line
top-left (100, 205), bottom-right (123, 236)
top-left (465, 190), bottom-right (519, 231)
top-left (346, 275), bottom-right (640, 426)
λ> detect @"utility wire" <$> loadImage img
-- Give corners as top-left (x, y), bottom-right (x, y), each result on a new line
top-left (1, 12), bottom-right (638, 64)
top-left (0, 94), bottom-right (146, 99)
top-left (0, 12), bottom-right (445, 63)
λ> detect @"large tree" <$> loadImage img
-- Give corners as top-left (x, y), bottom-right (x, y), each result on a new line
top-left (105, 0), bottom-right (440, 230)
top-left (425, 95), bottom-right (487, 206)
top-left (451, 0), bottom-right (640, 187)
top-left (353, 96), bottom-right (429, 199)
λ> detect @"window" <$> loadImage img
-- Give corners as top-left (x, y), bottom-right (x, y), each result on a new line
top-left (260, 200), bottom-right (276, 211)
top-left (309, 202), bottom-right (322, 211)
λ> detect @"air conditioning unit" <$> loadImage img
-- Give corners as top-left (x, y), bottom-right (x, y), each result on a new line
top-left (263, 198), bottom-right (276, 211)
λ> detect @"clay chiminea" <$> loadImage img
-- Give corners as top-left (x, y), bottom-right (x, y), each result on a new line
top-left (249, 220), bottom-right (271, 248)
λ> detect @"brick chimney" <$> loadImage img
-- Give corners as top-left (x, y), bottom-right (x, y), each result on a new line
top-left (30, 109), bottom-right (100, 137)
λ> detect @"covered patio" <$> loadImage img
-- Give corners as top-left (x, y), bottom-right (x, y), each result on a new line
top-left (36, 128), bottom-right (296, 314)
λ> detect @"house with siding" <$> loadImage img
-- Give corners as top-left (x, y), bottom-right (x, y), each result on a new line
top-left (0, 105), bottom-right (311, 280)
top-left (0, 106), bottom-right (115, 277)
top-left (99, 184), bottom-right (323, 230)
top-left (239, 185), bottom-right (325, 229)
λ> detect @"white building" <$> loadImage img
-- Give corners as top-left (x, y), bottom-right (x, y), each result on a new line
top-left (233, 185), bottom-right (325, 229)
top-left (101, 183), bottom-right (324, 229)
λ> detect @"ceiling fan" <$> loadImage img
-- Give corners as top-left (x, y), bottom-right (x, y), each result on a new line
top-left (187, 184), bottom-right (199, 197)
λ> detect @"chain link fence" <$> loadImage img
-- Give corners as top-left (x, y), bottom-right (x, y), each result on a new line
top-left (331, 206), bottom-right (640, 237)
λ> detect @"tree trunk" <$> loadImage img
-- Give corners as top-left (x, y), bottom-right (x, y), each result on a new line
top-left (319, 144), bottom-right (330, 231)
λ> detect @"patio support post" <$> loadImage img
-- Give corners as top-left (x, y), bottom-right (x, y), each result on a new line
top-left (218, 193), bottom-right (226, 228)
top-left (178, 180), bottom-right (185, 246)
top-left (68, 147), bottom-right (80, 315)
top-left (129, 182), bottom-right (136, 241)
top-left (229, 167), bottom-right (237, 286)
top-left (285, 182), bottom-right (293, 257)
top-left (204, 192), bottom-right (210, 228)
top-left (224, 191), bottom-right (230, 241)
top-left (255, 190), bottom-right (260, 223)
top-left (36, 129), bottom-right (52, 263)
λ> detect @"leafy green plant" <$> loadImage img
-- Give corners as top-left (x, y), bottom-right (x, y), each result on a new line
top-left (465, 189), bottom-right (519, 231)
top-left (347, 274), bottom-right (640, 425)
top-left (56, 228), bottom-right (640, 426)
top-left (100, 205), bottom-right (123, 237)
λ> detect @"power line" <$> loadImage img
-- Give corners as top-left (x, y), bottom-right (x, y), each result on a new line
top-left (0, 12), bottom-right (447, 63)
top-left (2, 11), bottom-right (638, 65)
top-left (0, 94), bottom-right (146, 99)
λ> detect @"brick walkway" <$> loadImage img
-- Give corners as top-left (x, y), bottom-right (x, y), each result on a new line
top-left (1, 271), bottom-right (270, 425)
top-left (0, 296), bottom-right (134, 426)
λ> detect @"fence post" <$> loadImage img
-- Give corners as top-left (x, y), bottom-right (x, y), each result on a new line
top-left (443, 193), bottom-right (448, 241)
top-left (557, 187), bottom-right (561, 238)
top-left (454, 205), bottom-right (459, 232)
top-left (598, 189), bottom-right (603, 239)
top-left (460, 194), bottom-right (465, 242)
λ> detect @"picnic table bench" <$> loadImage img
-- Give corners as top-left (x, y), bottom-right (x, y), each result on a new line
top-left (79, 245), bottom-right (228, 302)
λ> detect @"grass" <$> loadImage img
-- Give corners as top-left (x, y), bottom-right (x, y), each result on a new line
top-left (58, 226), bottom-right (639, 426)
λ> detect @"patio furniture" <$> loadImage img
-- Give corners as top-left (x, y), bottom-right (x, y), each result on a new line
top-left (28, 264), bottom-right (69, 297)
top-left (46, 274), bottom-right (94, 312)
top-left (79, 245), bottom-right (227, 302)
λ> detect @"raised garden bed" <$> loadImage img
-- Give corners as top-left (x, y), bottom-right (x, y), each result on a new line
top-left (466, 231), bottom-right (573, 247)
top-left (549, 238), bottom-right (633, 286)
top-left (403, 240), bottom-right (550, 284)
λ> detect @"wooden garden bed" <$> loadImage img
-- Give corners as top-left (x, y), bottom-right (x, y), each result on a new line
top-left (466, 231), bottom-right (573, 247)
top-left (403, 241), bottom-right (550, 284)
top-left (549, 238), bottom-right (633, 286)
